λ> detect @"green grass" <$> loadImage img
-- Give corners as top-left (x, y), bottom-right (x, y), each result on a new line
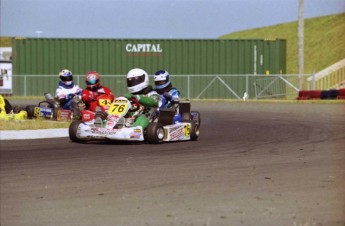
top-left (0, 37), bottom-right (12, 47)
top-left (0, 119), bottom-right (70, 130)
top-left (220, 13), bottom-right (345, 74)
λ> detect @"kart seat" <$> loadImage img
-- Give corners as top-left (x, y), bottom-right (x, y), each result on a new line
top-left (178, 100), bottom-right (191, 117)
top-left (158, 108), bottom-right (175, 126)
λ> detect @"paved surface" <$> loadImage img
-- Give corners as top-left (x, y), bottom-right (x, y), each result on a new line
top-left (1, 102), bottom-right (344, 226)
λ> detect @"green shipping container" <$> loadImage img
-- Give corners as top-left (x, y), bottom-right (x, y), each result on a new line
top-left (12, 38), bottom-right (286, 75)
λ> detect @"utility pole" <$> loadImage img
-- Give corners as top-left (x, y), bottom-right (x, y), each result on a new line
top-left (298, 0), bottom-right (304, 89)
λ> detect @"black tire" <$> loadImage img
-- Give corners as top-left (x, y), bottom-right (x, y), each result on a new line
top-left (320, 90), bottom-right (329, 99)
top-left (26, 105), bottom-right (36, 119)
top-left (145, 122), bottom-right (164, 144)
top-left (69, 120), bottom-right (84, 143)
top-left (72, 107), bottom-right (82, 121)
top-left (187, 120), bottom-right (199, 141)
top-left (329, 89), bottom-right (339, 99)
top-left (4, 98), bottom-right (13, 113)
top-left (38, 100), bottom-right (54, 109)
top-left (70, 101), bottom-right (82, 121)
top-left (182, 112), bottom-right (190, 122)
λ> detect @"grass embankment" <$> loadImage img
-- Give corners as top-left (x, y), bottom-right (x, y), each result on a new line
top-left (220, 13), bottom-right (345, 74)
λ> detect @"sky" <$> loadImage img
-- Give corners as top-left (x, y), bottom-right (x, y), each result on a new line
top-left (1, 0), bottom-right (345, 39)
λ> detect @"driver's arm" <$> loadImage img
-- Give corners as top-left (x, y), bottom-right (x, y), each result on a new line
top-left (135, 94), bottom-right (159, 108)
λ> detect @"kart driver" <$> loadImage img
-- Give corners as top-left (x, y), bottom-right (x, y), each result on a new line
top-left (81, 71), bottom-right (115, 112)
top-left (154, 69), bottom-right (181, 123)
top-left (124, 68), bottom-right (161, 128)
top-left (55, 69), bottom-right (82, 110)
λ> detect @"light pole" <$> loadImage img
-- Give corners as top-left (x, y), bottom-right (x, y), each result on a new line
top-left (298, 0), bottom-right (304, 89)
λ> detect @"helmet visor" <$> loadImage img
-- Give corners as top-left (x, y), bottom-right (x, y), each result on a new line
top-left (86, 79), bottom-right (99, 85)
top-left (60, 76), bottom-right (73, 82)
top-left (155, 80), bottom-right (166, 86)
top-left (127, 74), bottom-right (145, 87)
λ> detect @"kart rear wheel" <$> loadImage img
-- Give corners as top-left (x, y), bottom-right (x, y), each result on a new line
top-left (187, 120), bottom-right (199, 141)
top-left (145, 122), bottom-right (164, 144)
top-left (53, 107), bottom-right (61, 120)
top-left (26, 105), bottom-right (36, 119)
top-left (69, 120), bottom-right (84, 143)
top-left (69, 101), bottom-right (82, 121)
top-left (72, 107), bottom-right (82, 121)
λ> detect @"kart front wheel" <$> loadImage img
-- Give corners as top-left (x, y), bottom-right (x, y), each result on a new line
top-left (69, 120), bottom-right (84, 143)
top-left (187, 120), bottom-right (199, 141)
top-left (145, 122), bottom-right (164, 144)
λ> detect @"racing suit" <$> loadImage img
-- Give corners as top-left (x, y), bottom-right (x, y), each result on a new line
top-left (124, 86), bottom-right (160, 128)
top-left (55, 81), bottom-right (82, 109)
top-left (160, 87), bottom-right (180, 108)
top-left (81, 86), bottom-right (114, 112)
top-left (158, 87), bottom-right (181, 123)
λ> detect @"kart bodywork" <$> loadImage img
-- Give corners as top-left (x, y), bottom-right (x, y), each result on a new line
top-left (26, 99), bottom-right (71, 121)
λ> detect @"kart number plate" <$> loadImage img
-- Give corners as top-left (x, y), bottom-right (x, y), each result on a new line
top-left (98, 98), bottom-right (112, 107)
top-left (184, 124), bottom-right (191, 137)
top-left (108, 99), bottom-right (129, 117)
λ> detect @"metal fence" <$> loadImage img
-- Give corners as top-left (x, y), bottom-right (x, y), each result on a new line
top-left (10, 74), bottom-right (320, 100)
top-left (306, 59), bottom-right (345, 90)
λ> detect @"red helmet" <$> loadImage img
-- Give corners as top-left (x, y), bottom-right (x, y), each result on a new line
top-left (85, 71), bottom-right (101, 90)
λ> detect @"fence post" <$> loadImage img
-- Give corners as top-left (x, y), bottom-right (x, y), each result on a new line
top-left (187, 75), bottom-right (190, 99)
top-left (246, 74), bottom-right (249, 99)
top-left (24, 75), bottom-right (27, 96)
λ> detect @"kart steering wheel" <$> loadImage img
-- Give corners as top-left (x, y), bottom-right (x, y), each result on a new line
top-left (129, 97), bottom-right (140, 112)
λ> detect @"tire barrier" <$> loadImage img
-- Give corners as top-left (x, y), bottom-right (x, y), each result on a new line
top-left (297, 88), bottom-right (345, 100)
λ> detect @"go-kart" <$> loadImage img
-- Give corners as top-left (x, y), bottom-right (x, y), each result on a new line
top-left (25, 93), bottom-right (84, 121)
top-left (69, 96), bottom-right (200, 144)
top-left (0, 95), bottom-right (27, 120)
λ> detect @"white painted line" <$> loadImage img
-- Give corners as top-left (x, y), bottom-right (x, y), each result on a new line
top-left (0, 128), bottom-right (69, 140)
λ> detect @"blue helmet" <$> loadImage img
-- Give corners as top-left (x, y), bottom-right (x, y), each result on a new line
top-left (154, 70), bottom-right (171, 90)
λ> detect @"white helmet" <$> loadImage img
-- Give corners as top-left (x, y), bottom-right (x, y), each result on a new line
top-left (126, 68), bottom-right (149, 94)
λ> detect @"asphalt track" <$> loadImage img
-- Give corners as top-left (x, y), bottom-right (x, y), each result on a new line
top-left (1, 102), bottom-right (344, 226)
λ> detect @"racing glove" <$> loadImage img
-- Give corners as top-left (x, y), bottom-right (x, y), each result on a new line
top-left (67, 93), bottom-right (75, 100)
